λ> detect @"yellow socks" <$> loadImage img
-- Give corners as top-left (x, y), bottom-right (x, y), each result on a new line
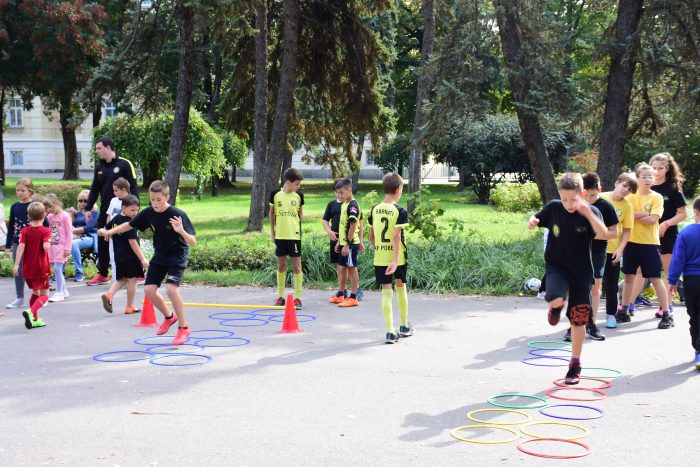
top-left (293, 273), bottom-right (303, 300)
top-left (382, 287), bottom-right (394, 332)
top-left (276, 271), bottom-right (286, 298)
top-left (397, 285), bottom-right (408, 326)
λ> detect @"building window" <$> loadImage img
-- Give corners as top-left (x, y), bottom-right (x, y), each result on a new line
top-left (6, 97), bottom-right (23, 127)
top-left (141, 0), bottom-right (153, 8)
top-left (11, 151), bottom-right (24, 166)
top-left (103, 100), bottom-right (117, 119)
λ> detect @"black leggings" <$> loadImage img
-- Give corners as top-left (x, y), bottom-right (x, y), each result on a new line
top-left (602, 253), bottom-right (621, 316)
top-left (684, 276), bottom-right (700, 352)
top-left (97, 211), bottom-right (110, 276)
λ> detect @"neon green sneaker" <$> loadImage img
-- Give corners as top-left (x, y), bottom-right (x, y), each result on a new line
top-left (22, 310), bottom-right (35, 329)
top-left (32, 318), bottom-right (47, 328)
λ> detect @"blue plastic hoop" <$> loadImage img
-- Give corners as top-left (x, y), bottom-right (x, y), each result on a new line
top-left (188, 329), bottom-right (235, 339)
top-left (539, 404), bottom-right (604, 421)
top-left (268, 314), bottom-right (317, 323)
top-left (149, 353), bottom-right (211, 367)
top-left (521, 356), bottom-right (571, 367)
top-left (219, 318), bottom-right (269, 327)
top-left (194, 337), bottom-right (251, 348)
top-left (92, 350), bottom-right (152, 363)
top-left (147, 343), bottom-right (205, 354)
top-left (208, 311), bottom-right (255, 320)
top-left (133, 335), bottom-right (178, 346)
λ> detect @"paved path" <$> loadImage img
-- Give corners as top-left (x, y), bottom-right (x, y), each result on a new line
top-left (0, 280), bottom-right (697, 466)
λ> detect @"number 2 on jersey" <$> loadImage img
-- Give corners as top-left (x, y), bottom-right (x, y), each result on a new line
top-left (380, 217), bottom-right (390, 243)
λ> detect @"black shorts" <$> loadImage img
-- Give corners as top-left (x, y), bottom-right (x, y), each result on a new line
top-left (622, 242), bottom-right (662, 278)
top-left (115, 261), bottom-right (144, 280)
top-left (659, 231), bottom-right (678, 255)
top-left (330, 239), bottom-right (340, 264)
top-left (275, 240), bottom-right (301, 257)
top-left (544, 270), bottom-right (592, 326)
top-left (145, 263), bottom-right (186, 287)
top-left (592, 249), bottom-right (606, 279)
top-left (375, 264), bottom-right (408, 285)
top-left (338, 244), bottom-right (359, 268)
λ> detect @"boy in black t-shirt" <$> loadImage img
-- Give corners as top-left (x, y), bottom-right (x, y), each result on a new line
top-left (99, 181), bottom-right (196, 345)
top-left (323, 182), bottom-right (346, 302)
top-left (528, 173), bottom-right (607, 384)
top-left (98, 195), bottom-right (148, 315)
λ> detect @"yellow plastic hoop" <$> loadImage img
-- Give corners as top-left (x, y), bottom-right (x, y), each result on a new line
top-left (520, 421), bottom-right (590, 440)
top-left (466, 408), bottom-right (532, 426)
top-left (450, 424), bottom-right (520, 444)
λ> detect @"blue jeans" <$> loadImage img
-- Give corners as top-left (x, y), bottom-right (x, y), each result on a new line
top-left (71, 234), bottom-right (97, 276)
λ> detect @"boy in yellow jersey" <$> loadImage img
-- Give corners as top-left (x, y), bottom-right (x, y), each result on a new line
top-left (334, 178), bottom-right (364, 307)
top-left (269, 168), bottom-right (304, 308)
top-left (368, 173), bottom-right (413, 343)
top-left (618, 163), bottom-right (671, 328)
top-left (600, 173), bottom-right (636, 329)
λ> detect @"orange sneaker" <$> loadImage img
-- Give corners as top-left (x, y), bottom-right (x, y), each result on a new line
top-left (328, 294), bottom-right (345, 304)
top-left (338, 297), bottom-right (359, 307)
top-left (124, 306), bottom-right (140, 314)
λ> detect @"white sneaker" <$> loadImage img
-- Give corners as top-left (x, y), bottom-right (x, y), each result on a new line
top-left (536, 291), bottom-right (546, 300)
top-left (6, 298), bottom-right (24, 309)
top-left (48, 293), bottom-right (64, 302)
top-left (62, 289), bottom-right (70, 298)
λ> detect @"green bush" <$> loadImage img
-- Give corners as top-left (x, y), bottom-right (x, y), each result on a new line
top-left (35, 183), bottom-right (83, 210)
top-left (489, 182), bottom-right (542, 213)
top-left (188, 238), bottom-right (273, 271)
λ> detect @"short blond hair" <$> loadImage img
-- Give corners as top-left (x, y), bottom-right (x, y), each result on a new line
top-left (558, 173), bottom-right (583, 193)
top-left (149, 180), bottom-right (170, 196)
top-left (27, 201), bottom-right (46, 221)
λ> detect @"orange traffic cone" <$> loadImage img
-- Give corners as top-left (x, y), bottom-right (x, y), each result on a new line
top-left (133, 295), bottom-right (158, 327)
top-left (280, 293), bottom-right (302, 334)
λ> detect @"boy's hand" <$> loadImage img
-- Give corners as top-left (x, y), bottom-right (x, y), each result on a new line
top-left (12, 265), bottom-right (19, 276)
top-left (612, 247), bottom-right (624, 263)
top-left (659, 221), bottom-right (668, 237)
top-left (575, 195), bottom-right (592, 216)
top-left (341, 245), bottom-right (350, 257)
top-left (4, 248), bottom-right (10, 258)
top-left (327, 231), bottom-right (338, 242)
top-left (97, 228), bottom-right (107, 238)
top-left (335, 242), bottom-right (340, 253)
top-left (669, 284), bottom-right (677, 297)
top-left (386, 261), bottom-right (398, 275)
top-left (170, 216), bottom-right (185, 234)
top-left (141, 259), bottom-right (150, 269)
top-left (64, 250), bottom-right (70, 259)
top-left (527, 216), bottom-right (539, 229)
top-left (359, 242), bottom-right (365, 253)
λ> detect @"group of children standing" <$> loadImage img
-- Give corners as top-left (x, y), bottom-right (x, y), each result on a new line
top-left (531, 152), bottom-right (700, 383)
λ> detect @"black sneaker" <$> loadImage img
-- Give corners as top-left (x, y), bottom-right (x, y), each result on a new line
top-left (615, 312), bottom-right (631, 323)
top-left (564, 362), bottom-right (581, 385)
top-left (399, 323), bottom-right (414, 337)
top-left (385, 331), bottom-right (400, 344)
top-left (586, 324), bottom-right (606, 341)
top-left (658, 314), bottom-right (674, 329)
top-left (563, 328), bottom-right (571, 342)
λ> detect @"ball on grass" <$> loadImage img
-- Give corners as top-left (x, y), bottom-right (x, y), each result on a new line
top-left (523, 278), bottom-right (541, 294)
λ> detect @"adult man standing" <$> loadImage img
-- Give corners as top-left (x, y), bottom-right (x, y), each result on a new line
top-left (85, 136), bottom-right (139, 285)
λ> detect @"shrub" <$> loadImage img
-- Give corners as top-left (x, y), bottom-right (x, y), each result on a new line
top-left (35, 183), bottom-right (83, 210)
top-left (188, 238), bottom-right (273, 271)
top-left (490, 182), bottom-right (542, 213)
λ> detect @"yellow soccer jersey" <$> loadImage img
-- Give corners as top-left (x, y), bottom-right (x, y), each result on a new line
top-left (368, 202), bottom-right (409, 266)
top-left (627, 191), bottom-right (663, 245)
top-left (269, 189), bottom-right (304, 240)
top-left (600, 192), bottom-right (634, 254)
top-left (338, 199), bottom-right (362, 246)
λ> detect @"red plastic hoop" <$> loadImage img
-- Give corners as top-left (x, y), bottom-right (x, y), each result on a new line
top-left (546, 386), bottom-right (608, 401)
top-left (517, 437), bottom-right (592, 459)
top-left (552, 377), bottom-right (612, 390)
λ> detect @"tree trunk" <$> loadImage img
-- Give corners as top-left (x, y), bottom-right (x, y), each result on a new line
top-left (231, 166), bottom-right (237, 183)
top-left (164, 0), bottom-right (195, 206)
top-left (457, 166), bottom-right (467, 192)
top-left (208, 45), bottom-right (223, 125)
top-left (60, 103), bottom-right (80, 180)
top-left (280, 146), bottom-right (293, 185)
top-left (92, 106), bottom-right (102, 129)
top-left (265, 0), bottom-right (301, 194)
top-left (142, 158), bottom-right (160, 189)
top-left (351, 134), bottom-right (365, 194)
top-left (246, 1), bottom-right (270, 232)
top-left (0, 88), bottom-right (5, 186)
top-left (596, 0), bottom-right (644, 190)
top-left (408, 0), bottom-right (436, 212)
top-left (495, 0), bottom-right (558, 204)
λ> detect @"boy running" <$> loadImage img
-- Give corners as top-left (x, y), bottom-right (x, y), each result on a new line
top-left (528, 173), bottom-right (607, 384)
top-left (600, 173), bottom-right (636, 328)
top-left (99, 181), bottom-right (196, 345)
top-left (334, 178), bottom-right (364, 308)
top-left (269, 168), bottom-right (304, 308)
top-left (369, 173), bottom-right (413, 343)
top-left (13, 202), bottom-right (51, 329)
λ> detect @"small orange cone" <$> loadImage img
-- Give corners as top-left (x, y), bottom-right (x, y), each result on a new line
top-left (133, 295), bottom-right (158, 327)
top-left (280, 294), bottom-right (302, 334)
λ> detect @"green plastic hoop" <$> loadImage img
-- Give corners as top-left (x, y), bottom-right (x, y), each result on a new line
top-left (527, 340), bottom-right (573, 350)
top-left (487, 393), bottom-right (549, 409)
top-left (580, 367), bottom-right (623, 379)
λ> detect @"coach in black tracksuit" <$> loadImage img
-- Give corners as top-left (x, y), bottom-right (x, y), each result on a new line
top-left (85, 136), bottom-right (139, 282)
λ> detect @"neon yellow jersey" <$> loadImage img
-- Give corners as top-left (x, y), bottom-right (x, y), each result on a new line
top-left (269, 189), bottom-right (304, 240)
top-left (600, 192), bottom-right (634, 253)
top-left (338, 199), bottom-right (362, 246)
top-left (368, 202), bottom-right (409, 266)
top-left (627, 191), bottom-right (663, 245)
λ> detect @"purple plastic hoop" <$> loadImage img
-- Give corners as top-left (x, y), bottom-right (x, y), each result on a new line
top-left (528, 348), bottom-right (572, 357)
top-left (521, 356), bottom-right (571, 367)
top-left (538, 404), bottom-right (604, 421)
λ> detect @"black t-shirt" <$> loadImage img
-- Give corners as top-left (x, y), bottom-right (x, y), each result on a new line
top-left (652, 181), bottom-right (686, 235)
top-left (86, 156), bottom-right (139, 214)
top-left (323, 200), bottom-right (343, 233)
top-left (129, 205), bottom-right (195, 267)
top-left (536, 200), bottom-right (602, 286)
top-left (107, 214), bottom-right (139, 263)
top-left (591, 197), bottom-right (618, 256)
